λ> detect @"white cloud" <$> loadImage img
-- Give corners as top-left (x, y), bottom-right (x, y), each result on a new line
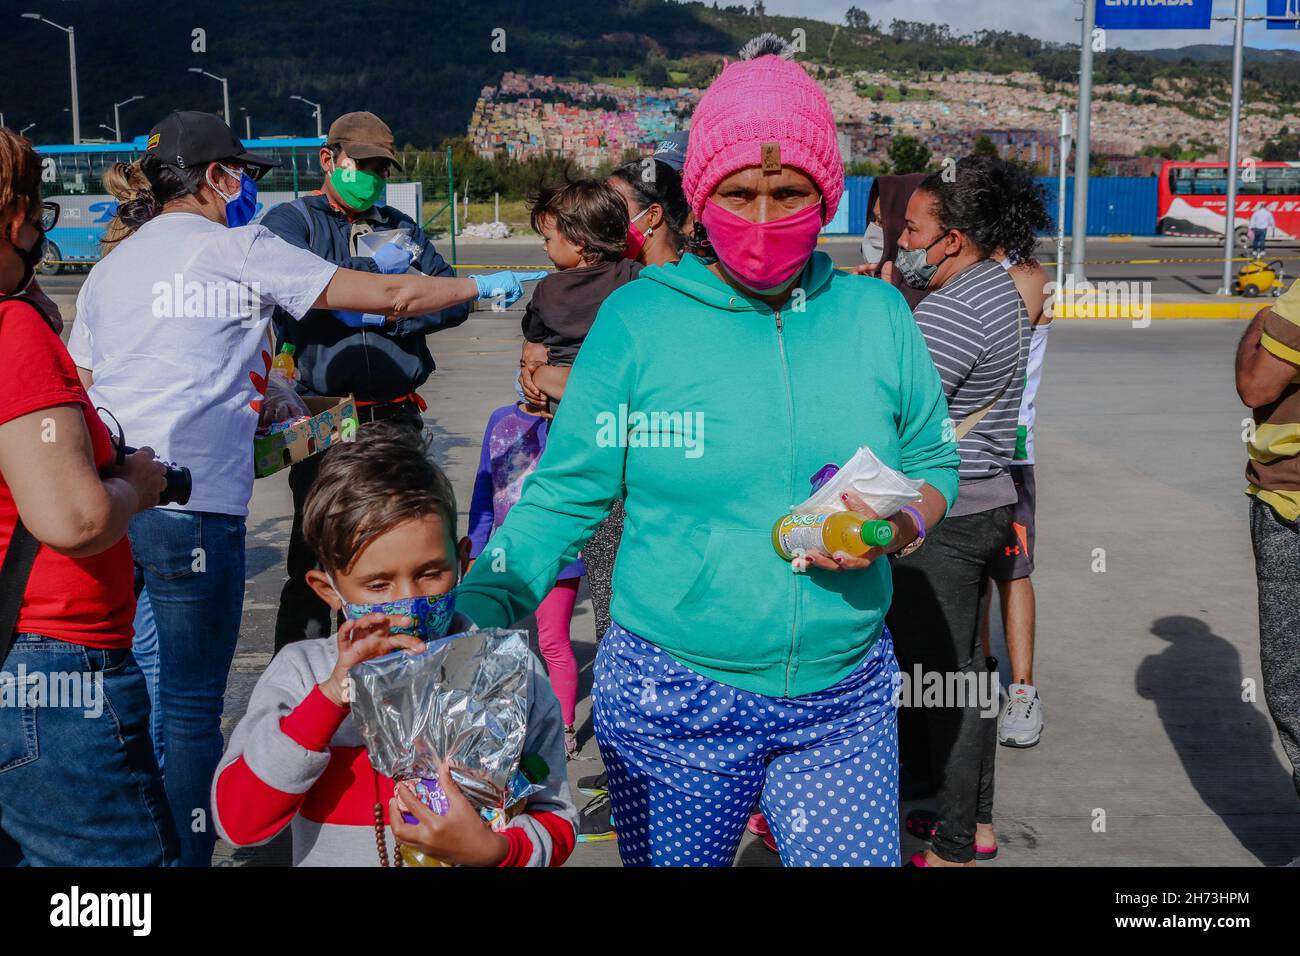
top-left (762, 0), bottom-right (1298, 51)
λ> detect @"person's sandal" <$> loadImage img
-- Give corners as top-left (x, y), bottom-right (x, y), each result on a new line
top-left (908, 810), bottom-right (997, 860)
top-left (563, 725), bottom-right (578, 760)
top-left (905, 809), bottom-right (938, 841)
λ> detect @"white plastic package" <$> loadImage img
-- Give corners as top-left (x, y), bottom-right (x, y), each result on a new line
top-left (355, 228), bottom-right (425, 275)
top-left (259, 369), bottom-right (310, 427)
top-left (354, 228), bottom-right (425, 325)
top-left (792, 445), bottom-right (923, 517)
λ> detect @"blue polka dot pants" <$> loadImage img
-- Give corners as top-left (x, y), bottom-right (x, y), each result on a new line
top-left (592, 624), bottom-right (900, 867)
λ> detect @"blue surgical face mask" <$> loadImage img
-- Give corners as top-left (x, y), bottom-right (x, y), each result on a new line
top-left (210, 164), bottom-right (258, 228)
top-left (330, 577), bottom-right (459, 642)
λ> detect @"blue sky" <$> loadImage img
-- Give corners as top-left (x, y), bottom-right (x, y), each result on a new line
top-left (763, 0), bottom-right (1300, 51)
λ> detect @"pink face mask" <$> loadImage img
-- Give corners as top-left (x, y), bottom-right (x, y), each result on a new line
top-left (623, 207), bottom-right (651, 261)
top-left (700, 198), bottom-right (823, 292)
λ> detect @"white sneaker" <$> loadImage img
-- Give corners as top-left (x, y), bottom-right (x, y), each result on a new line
top-left (998, 683), bottom-right (1043, 748)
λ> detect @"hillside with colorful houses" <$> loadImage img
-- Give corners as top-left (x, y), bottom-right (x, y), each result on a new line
top-left (467, 64), bottom-right (1300, 176)
top-left (468, 72), bottom-right (700, 169)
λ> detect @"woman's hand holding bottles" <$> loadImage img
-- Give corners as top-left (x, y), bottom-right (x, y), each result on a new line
top-left (798, 490), bottom-right (917, 573)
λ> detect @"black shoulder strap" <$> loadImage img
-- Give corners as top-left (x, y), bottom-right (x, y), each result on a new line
top-left (0, 521), bottom-right (38, 667)
top-left (0, 294), bottom-right (54, 663)
top-left (0, 291), bottom-right (59, 334)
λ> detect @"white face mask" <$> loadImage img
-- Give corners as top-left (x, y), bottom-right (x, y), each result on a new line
top-left (862, 222), bottom-right (885, 265)
top-left (206, 163), bottom-right (241, 204)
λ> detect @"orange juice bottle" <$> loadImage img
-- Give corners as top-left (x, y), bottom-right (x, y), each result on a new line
top-left (772, 511), bottom-right (894, 561)
top-left (271, 343), bottom-right (296, 381)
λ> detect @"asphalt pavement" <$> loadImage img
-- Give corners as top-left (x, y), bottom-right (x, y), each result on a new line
top-left (45, 239), bottom-right (1300, 867)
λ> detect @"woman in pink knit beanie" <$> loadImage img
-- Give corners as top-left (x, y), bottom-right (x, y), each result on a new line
top-left (458, 35), bottom-right (959, 868)
top-left (678, 35), bottom-right (845, 298)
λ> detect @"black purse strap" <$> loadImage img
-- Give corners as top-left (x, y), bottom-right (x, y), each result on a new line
top-left (0, 520), bottom-right (38, 667)
top-left (0, 293), bottom-right (57, 665)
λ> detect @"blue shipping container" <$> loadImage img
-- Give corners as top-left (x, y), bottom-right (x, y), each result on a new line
top-left (826, 175), bottom-right (1157, 238)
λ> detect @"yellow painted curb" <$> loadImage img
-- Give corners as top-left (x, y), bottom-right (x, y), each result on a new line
top-left (1055, 301), bottom-right (1269, 320)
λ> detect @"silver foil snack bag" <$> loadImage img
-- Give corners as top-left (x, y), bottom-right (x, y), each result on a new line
top-left (348, 627), bottom-right (531, 812)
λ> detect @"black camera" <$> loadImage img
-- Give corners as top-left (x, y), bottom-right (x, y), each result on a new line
top-left (98, 408), bottom-right (193, 508)
top-left (121, 445), bottom-right (192, 507)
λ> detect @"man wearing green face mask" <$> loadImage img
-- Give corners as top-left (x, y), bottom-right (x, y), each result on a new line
top-left (262, 111), bottom-right (474, 651)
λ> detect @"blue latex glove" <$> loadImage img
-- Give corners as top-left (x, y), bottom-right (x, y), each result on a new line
top-left (470, 270), bottom-right (548, 307)
top-left (334, 310), bottom-right (387, 328)
top-left (372, 242), bottom-right (413, 275)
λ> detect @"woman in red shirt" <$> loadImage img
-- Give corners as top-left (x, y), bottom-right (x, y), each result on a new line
top-left (0, 127), bottom-right (178, 866)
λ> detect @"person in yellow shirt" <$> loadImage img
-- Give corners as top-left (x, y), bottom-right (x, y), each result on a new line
top-left (1236, 278), bottom-right (1300, 820)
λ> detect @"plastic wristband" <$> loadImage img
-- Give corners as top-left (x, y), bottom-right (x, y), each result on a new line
top-left (897, 505), bottom-right (927, 558)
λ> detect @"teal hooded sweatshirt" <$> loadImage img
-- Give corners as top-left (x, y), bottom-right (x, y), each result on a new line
top-left (458, 251), bottom-right (959, 698)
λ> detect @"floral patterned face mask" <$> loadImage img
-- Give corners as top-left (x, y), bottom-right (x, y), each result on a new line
top-left (330, 578), bottom-right (458, 642)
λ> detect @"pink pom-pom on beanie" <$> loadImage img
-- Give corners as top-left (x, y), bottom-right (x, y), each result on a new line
top-left (682, 48), bottom-right (844, 225)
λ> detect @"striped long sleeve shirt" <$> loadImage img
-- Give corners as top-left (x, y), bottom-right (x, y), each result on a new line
top-left (912, 260), bottom-right (1028, 517)
top-left (212, 615), bottom-right (577, 867)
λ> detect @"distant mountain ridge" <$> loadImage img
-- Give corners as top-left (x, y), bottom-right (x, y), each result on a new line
top-left (3, 0), bottom-right (1296, 149)
top-left (1144, 44), bottom-right (1300, 64)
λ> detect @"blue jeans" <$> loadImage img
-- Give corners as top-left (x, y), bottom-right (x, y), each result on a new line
top-left (0, 634), bottom-right (180, 866)
top-left (129, 509), bottom-right (245, 867)
top-left (594, 624), bottom-right (900, 867)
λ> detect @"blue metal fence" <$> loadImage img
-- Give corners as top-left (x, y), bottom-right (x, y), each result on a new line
top-left (827, 175), bottom-right (1159, 238)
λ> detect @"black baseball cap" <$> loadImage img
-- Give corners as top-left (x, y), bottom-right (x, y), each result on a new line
top-left (145, 111), bottom-right (279, 179)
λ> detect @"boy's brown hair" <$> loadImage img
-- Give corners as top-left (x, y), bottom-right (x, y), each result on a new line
top-left (303, 422), bottom-right (458, 574)
top-left (529, 178), bottom-right (630, 263)
top-left (0, 128), bottom-right (42, 227)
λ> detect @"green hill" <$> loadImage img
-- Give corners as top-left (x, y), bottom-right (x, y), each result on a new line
top-left (4, 0), bottom-right (1297, 148)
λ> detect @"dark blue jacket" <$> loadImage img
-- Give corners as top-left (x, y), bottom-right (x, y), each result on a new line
top-left (261, 193), bottom-right (470, 402)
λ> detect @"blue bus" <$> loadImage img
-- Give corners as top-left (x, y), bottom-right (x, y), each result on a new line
top-left (36, 136), bottom-right (423, 273)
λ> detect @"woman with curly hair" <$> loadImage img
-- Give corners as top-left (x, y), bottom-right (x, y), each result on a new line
top-left (887, 155), bottom-right (1051, 867)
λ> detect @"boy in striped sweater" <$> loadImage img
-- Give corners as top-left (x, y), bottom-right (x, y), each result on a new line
top-left (212, 423), bottom-right (576, 866)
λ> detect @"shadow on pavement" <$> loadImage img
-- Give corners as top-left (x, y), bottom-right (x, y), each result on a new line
top-left (1137, 614), bottom-right (1298, 865)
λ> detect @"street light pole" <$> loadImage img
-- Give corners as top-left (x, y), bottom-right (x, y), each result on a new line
top-left (189, 68), bottom-right (231, 123)
top-left (1069, 0), bottom-right (1096, 285)
top-left (114, 95), bottom-right (143, 142)
top-left (22, 14), bottom-right (81, 144)
top-left (67, 26), bottom-right (80, 144)
top-left (1219, 0), bottom-right (1247, 294)
top-left (1056, 109), bottom-right (1073, 295)
top-left (290, 96), bottom-right (323, 138)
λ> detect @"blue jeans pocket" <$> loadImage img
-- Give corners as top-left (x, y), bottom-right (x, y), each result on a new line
top-left (0, 670), bottom-right (39, 774)
top-left (83, 646), bottom-right (131, 677)
top-left (129, 510), bottom-right (202, 580)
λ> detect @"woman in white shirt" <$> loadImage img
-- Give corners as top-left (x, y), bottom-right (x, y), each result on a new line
top-left (67, 111), bottom-right (540, 867)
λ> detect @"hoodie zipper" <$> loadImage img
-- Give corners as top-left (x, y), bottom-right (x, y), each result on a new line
top-left (774, 307), bottom-right (798, 697)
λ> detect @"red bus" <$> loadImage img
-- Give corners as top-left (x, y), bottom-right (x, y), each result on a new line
top-left (1158, 160), bottom-right (1300, 247)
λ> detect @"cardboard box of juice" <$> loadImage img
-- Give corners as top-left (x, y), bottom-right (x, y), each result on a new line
top-left (253, 395), bottom-right (357, 479)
